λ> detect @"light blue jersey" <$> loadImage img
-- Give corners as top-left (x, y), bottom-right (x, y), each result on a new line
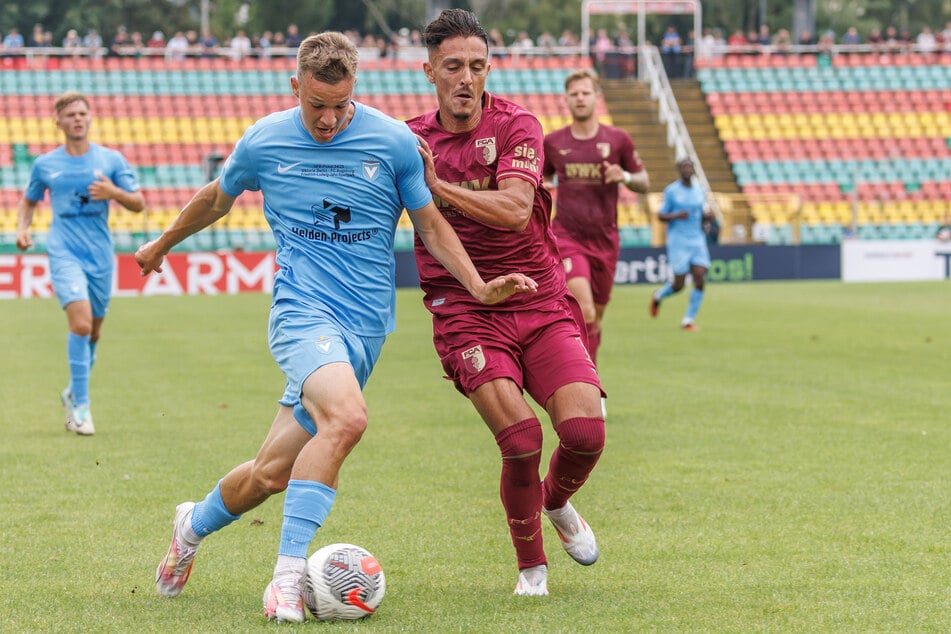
top-left (219, 103), bottom-right (432, 337)
top-left (24, 144), bottom-right (139, 275)
top-left (661, 179), bottom-right (710, 274)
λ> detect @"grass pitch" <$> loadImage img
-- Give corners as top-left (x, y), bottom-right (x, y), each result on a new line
top-left (1, 280), bottom-right (949, 632)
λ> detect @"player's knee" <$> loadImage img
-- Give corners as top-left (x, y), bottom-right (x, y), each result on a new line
top-left (338, 411), bottom-right (368, 446)
top-left (558, 417), bottom-right (605, 455)
top-left (580, 303), bottom-right (597, 325)
top-left (321, 406), bottom-right (369, 455)
top-left (496, 419), bottom-right (544, 457)
top-left (69, 320), bottom-right (93, 337)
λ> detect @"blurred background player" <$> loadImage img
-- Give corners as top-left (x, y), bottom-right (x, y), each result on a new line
top-left (543, 68), bottom-right (649, 394)
top-left (408, 9), bottom-right (605, 597)
top-left (649, 158), bottom-right (712, 330)
top-left (15, 91), bottom-right (145, 435)
top-left (136, 32), bottom-right (534, 623)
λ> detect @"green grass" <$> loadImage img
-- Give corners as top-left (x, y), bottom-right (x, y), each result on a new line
top-left (1, 280), bottom-right (950, 632)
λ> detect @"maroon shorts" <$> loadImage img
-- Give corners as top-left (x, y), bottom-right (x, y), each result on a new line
top-left (431, 295), bottom-right (603, 405)
top-left (556, 234), bottom-right (619, 306)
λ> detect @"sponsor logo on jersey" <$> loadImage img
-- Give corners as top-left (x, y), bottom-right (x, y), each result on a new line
top-left (512, 143), bottom-right (540, 172)
top-left (564, 163), bottom-right (603, 180)
top-left (292, 198), bottom-right (376, 244)
top-left (312, 198), bottom-right (351, 230)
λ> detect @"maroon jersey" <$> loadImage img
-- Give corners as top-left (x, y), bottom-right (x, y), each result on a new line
top-left (407, 93), bottom-right (566, 315)
top-left (543, 124), bottom-right (644, 250)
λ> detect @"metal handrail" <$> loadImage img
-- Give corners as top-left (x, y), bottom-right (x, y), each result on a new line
top-left (640, 44), bottom-right (723, 223)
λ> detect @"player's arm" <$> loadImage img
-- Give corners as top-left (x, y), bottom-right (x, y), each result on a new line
top-left (409, 202), bottom-right (537, 305)
top-left (432, 177), bottom-right (535, 232)
top-left (658, 209), bottom-right (689, 222)
top-left (622, 167), bottom-right (649, 194)
top-left (87, 173), bottom-right (146, 212)
top-left (602, 161), bottom-right (649, 194)
top-left (657, 190), bottom-right (687, 222)
top-left (416, 135), bottom-right (534, 232)
top-left (14, 196), bottom-right (38, 251)
top-left (135, 179), bottom-right (235, 274)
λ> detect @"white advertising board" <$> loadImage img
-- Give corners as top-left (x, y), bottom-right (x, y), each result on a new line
top-left (841, 239), bottom-right (951, 282)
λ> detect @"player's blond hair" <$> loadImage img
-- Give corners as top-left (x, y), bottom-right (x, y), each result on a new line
top-left (297, 32), bottom-right (359, 84)
top-left (54, 91), bottom-right (90, 114)
top-left (564, 68), bottom-right (601, 92)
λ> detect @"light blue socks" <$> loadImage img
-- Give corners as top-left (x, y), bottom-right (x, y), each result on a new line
top-left (278, 480), bottom-right (337, 558)
top-left (191, 482), bottom-right (241, 537)
top-left (67, 332), bottom-right (90, 405)
top-left (685, 289), bottom-right (704, 322)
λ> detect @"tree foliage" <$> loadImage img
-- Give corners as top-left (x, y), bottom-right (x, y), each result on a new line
top-left (1, 0), bottom-right (949, 47)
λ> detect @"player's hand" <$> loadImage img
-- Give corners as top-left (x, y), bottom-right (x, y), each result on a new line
top-left (414, 134), bottom-right (439, 187)
top-left (474, 273), bottom-right (538, 305)
top-left (15, 230), bottom-right (33, 251)
top-left (602, 161), bottom-right (625, 184)
top-left (87, 172), bottom-right (117, 201)
top-left (134, 240), bottom-right (167, 275)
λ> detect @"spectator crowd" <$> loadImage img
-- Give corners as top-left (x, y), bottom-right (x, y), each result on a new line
top-left (3, 19), bottom-right (951, 76)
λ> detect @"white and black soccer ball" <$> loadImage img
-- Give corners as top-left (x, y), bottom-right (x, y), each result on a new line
top-left (303, 543), bottom-right (385, 621)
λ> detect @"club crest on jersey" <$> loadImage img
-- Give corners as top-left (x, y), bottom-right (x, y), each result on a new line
top-left (597, 142), bottom-right (611, 159)
top-left (563, 256), bottom-right (573, 274)
top-left (475, 137), bottom-right (497, 165)
top-left (363, 160), bottom-right (380, 181)
top-left (461, 345), bottom-right (486, 373)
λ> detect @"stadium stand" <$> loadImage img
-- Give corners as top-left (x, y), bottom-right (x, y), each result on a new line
top-left (4, 49), bottom-right (950, 252)
top-left (1, 53), bottom-right (645, 253)
top-left (696, 52), bottom-right (951, 244)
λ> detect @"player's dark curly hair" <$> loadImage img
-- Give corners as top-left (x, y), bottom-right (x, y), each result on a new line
top-left (423, 8), bottom-right (488, 51)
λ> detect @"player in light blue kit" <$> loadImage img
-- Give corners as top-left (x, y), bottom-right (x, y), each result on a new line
top-left (135, 31), bottom-right (536, 623)
top-left (16, 91), bottom-right (145, 436)
top-left (649, 158), bottom-right (712, 331)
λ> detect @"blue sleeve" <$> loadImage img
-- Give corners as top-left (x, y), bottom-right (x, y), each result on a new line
top-left (219, 130), bottom-right (260, 197)
top-left (393, 127), bottom-right (433, 213)
top-left (23, 158), bottom-right (47, 203)
top-left (109, 151), bottom-right (140, 192)
top-left (660, 185), bottom-right (674, 214)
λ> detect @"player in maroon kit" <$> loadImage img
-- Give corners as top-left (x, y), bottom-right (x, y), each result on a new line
top-left (544, 68), bottom-right (649, 377)
top-left (407, 9), bottom-right (605, 597)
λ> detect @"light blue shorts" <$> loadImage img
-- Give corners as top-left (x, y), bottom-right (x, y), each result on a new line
top-left (268, 301), bottom-right (385, 435)
top-left (49, 256), bottom-right (112, 317)
top-left (667, 240), bottom-right (711, 276)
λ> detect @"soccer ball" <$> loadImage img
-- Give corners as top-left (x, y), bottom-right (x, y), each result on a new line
top-left (303, 543), bottom-right (385, 621)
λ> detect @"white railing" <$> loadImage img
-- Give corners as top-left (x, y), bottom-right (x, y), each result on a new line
top-left (640, 44), bottom-right (723, 223)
